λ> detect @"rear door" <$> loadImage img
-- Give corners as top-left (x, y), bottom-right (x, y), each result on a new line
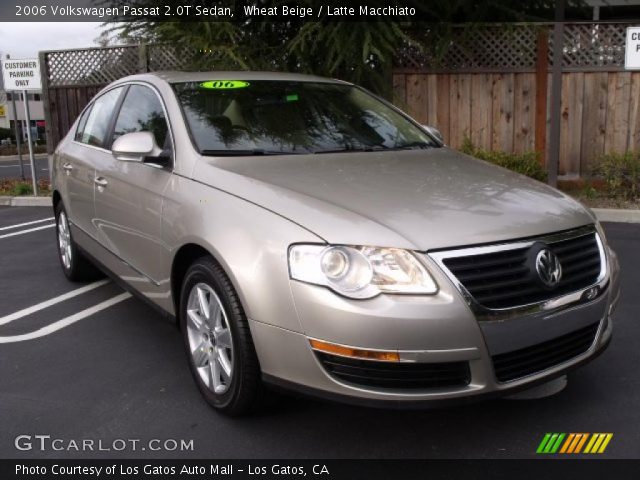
top-left (93, 83), bottom-right (173, 284)
top-left (62, 86), bottom-right (124, 238)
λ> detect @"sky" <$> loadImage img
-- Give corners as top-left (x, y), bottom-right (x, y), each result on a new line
top-left (0, 22), bottom-right (104, 59)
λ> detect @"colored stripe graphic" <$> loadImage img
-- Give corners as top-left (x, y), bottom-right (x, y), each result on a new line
top-left (550, 433), bottom-right (565, 453)
top-left (537, 433), bottom-right (612, 454)
top-left (584, 433), bottom-right (614, 454)
top-left (573, 434), bottom-right (589, 453)
top-left (537, 433), bottom-right (565, 454)
top-left (537, 433), bottom-right (552, 453)
top-left (559, 433), bottom-right (575, 453)
top-left (598, 434), bottom-right (613, 453)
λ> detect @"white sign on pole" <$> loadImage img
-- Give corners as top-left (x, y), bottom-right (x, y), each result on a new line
top-left (1, 57), bottom-right (41, 195)
top-left (625, 27), bottom-right (640, 70)
top-left (1, 58), bottom-right (41, 90)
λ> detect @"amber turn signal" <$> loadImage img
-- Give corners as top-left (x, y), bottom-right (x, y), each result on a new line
top-left (309, 339), bottom-right (400, 362)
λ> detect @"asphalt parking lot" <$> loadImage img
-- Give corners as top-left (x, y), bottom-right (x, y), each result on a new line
top-left (0, 205), bottom-right (638, 459)
top-left (0, 155), bottom-right (48, 180)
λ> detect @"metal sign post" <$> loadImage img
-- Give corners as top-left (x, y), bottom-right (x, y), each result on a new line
top-left (1, 57), bottom-right (42, 196)
top-left (10, 92), bottom-right (25, 179)
top-left (22, 90), bottom-right (37, 195)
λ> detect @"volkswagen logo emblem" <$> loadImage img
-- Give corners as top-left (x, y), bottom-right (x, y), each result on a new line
top-left (535, 249), bottom-right (562, 288)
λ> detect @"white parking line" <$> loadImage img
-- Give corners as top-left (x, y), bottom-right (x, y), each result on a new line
top-left (0, 279), bottom-right (111, 326)
top-left (0, 217), bottom-right (55, 231)
top-left (0, 292), bottom-right (132, 344)
top-left (0, 223), bottom-right (55, 239)
top-left (0, 164), bottom-right (20, 168)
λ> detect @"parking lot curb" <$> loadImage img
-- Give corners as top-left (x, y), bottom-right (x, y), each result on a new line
top-left (0, 196), bottom-right (52, 207)
top-left (593, 208), bottom-right (640, 224)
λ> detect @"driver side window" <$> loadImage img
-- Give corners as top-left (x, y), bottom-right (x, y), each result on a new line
top-left (112, 85), bottom-right (170, 151)
top-left (78, 87), bottom-right (123, 148)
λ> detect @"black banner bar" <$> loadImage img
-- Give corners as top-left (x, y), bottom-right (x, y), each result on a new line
top-left (3, 0), bottom-right (636, 23)
top-left (3, 459), bottom-right (640, 480)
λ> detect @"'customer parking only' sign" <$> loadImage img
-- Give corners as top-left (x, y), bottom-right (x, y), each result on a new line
top-left (626, 27), bottom-right (640, 70)
top-left (1, 58), bottom-right (41, 90)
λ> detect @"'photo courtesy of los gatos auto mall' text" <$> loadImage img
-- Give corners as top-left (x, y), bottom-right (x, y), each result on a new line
top-left (1, 0), bottom-right (640, 479)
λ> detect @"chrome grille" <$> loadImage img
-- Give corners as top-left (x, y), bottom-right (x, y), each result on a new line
top-left (434, 227), bottom-right (603, 310)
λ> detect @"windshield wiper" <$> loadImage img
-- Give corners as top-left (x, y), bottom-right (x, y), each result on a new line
top-left (389, 141), bottom-right (433, 150)
top-left (201, 149), bottom-right (302, 156)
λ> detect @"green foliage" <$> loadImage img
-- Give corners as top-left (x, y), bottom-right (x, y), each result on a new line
top-left (590, 152), bottom-right (640, 200)
top-left (460, 138), bottom-right (547, 182)
top-left (12, 182), bottom-right (32, 196)
top-left (0, 178), bottom-right (51, 196)
top-left (583, 185), bottom-right (598, 200)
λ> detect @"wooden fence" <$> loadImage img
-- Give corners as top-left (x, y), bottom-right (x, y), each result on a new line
top-left (392, 70), bottom-right (640, 177)
top-left (39, 23), bottom-right (636, 178)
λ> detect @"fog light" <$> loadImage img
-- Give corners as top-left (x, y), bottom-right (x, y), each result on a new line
top-left (309, 339), bottom-right (399, 362)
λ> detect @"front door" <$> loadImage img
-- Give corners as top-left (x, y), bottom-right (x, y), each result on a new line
top-left (93, 84), bottom-right (173, 286)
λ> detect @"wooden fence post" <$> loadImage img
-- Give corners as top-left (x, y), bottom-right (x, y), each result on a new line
top-left (535, 28), bottom-right (549, 167)
top-left (138, 44), bottom-right (148, 73)
top-left (39, 50), bottom-right (55, 156)
top-left (547, 4), bottom-right (566, 187)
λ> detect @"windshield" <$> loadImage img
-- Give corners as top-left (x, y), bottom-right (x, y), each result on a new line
top-left (172, 80), bottom-right (439, 155)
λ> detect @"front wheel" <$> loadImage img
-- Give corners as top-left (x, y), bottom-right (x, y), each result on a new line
top-left (179, 256), bottom-right (263, 416)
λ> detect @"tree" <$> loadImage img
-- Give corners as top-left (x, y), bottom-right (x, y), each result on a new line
top-left (104, 0), bottom-right (587, 97)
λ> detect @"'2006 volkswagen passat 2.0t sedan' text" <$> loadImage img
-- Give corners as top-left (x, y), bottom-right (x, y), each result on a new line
top-left (52, 72), bottom-right (620, 415)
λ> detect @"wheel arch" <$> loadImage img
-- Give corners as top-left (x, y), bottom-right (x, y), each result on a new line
top-left (170, 242), bottom-right (245, 325)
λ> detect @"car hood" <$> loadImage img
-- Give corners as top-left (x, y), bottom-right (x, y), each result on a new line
top-left (193, 148), bottom-right (595, 251)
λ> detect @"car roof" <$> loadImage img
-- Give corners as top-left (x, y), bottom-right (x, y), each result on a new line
top-left (118, 71), bottom-right (351, 85)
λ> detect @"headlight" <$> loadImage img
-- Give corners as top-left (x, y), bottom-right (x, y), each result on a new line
top-left (288, 245), bottom-right (438, 299)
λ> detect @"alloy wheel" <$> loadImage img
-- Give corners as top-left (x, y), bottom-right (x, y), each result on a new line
top-left (186, 282), bottom-right (234, 394)
top-left (57, 211), bottom-right (72, 270)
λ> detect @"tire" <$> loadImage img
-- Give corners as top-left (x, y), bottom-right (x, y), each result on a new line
top-left (55, 202), bottom-right (102, 282)
top-left (179, 256), bottom-right (263, 416)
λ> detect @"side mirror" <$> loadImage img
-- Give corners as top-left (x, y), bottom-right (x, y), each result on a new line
top-left (422, 125), bottom-right (444, 144)
top-left (112, 131), bottom-right (163, 163)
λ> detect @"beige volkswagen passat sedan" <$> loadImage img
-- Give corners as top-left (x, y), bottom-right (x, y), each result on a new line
top-left (52, 72), bottom-right (620, 415)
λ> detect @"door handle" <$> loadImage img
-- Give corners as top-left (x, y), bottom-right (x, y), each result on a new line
top-left (62, 163), bottom-right (73, 172)
top-left (94, 177), bottom-right (108, 188)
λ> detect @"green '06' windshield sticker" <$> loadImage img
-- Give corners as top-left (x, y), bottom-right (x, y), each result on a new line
top-left (200, 80), bottom-right (249, 89)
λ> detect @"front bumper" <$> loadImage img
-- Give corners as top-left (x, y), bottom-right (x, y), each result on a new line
top-left (250, 245), bottom-right (620, 406)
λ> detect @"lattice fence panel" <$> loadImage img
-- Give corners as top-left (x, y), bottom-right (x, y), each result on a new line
top-left (44, 46), bottom-right (141, 86)
top-left (396, 23), bottom-right (628, 72)
top-left (553, 23), bottom-right (627, 68)
top-left (147, 44), bottom-right (195, 71)
top-left (396, 25), bottom-right (540, 71)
